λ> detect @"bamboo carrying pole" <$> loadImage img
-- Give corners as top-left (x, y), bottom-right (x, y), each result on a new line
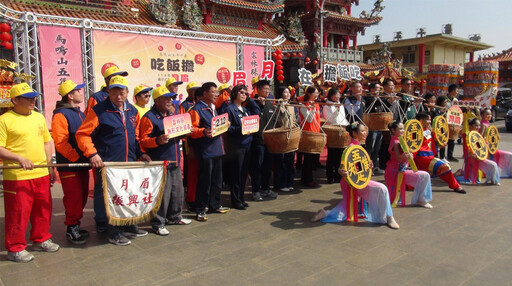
top-left (0, 161), bottom-right (175, 170)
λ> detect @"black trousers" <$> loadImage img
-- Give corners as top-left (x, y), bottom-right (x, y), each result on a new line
top-left (229, 147), bottom-right (250, 206)
top-left (379, 131), bottom-right (391, 170)
top-left (302, 153), bottom-right (320, 184)
top-left (326, 147), bottom-right (343, 181)
top-left (439, 139), bottom-right (455, 159)
top-left (274, 152), bottom-right (295, 189)
top-left (195, 156), bottom-right (223, 213)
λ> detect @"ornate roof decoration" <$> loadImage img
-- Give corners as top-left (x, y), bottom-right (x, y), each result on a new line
top-left (483, 47), bottom-right (512, 62)
top-left (148, 0), bottom-right (179, 26)
top-left (358, 0), bottom-right (385, 19)
top-left (325, 11), bottom-right (381, 25)
top-left (182, 0), bottom-right (203, 31)
top-left (286, 14), bottom-right (305, 46)
top-left (209, 0), bottom-right (284, 13)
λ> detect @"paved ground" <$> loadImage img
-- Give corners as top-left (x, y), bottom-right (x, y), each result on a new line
top-left (0, 121), bottom-right (511, 286)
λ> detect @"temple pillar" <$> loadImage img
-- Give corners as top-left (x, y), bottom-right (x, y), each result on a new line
top-left (418, 43), bottom-right (425, 73)
top-left (469, 52), bottom-right (474, 62)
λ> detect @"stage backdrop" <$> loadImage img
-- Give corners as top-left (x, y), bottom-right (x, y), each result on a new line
top-left (38, 26), bottom-right (84, 127)
top-left (92, 31), bottom-right (237, 102)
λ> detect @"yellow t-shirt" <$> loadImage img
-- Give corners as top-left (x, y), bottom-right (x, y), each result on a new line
top-left (134, 104), bottom-right (150, 117)
top-left (0, 110), bottom-right (52, 180)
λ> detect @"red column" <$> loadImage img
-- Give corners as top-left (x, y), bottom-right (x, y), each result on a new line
top-left (346, 5), bottom-right (351, 15)
top-left (352, 36), bottom-right (357, 50)
top-left (258, 19), bottom-right (262, 31)
top-left (204, 12), bottom-right (211, 24)
top-left (469, 52), bottom-right (474, 62)
top-left (418, 43), bottom-right (425, 73)
top-left (306, 0), bottom-right (312, 11)
top-left (323, 31), bottom-right (328, 47)
top-left (344, 35), bottom-right (350, 49)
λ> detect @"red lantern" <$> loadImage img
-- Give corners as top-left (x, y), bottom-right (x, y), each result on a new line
top-left (276, 49), bottom-right (282, 54)
top-left (276, 65), bottom-right (283, 71)
top-left (298, 53), bottom-right (303, 58)
top-left (0, 23), bottom-right (10, 33)
top-left (0, 42), bottom-right (13, 50)
top-left (291, 53), bottom-right (297, 58)
top-left (0, 32), bottom-right (12, 42)
top-left (276, 60), bottom-right (283, 65)
top-left (277, 75), bottom-right (285, 81)
top-left (286, 53), bottom-right (291, 58)
top-left (313, 60), bottom-right (318, 65)
top-left (272, 52), bottom-right (278, 59)
top-left (276, 54), bottom-right (283, 60)
top-left (276, 70), bottom-right (284, 75)
top-left (459, 80), bottom-right (464, 85)
top-left (305, 57), bottom-right (310, 62)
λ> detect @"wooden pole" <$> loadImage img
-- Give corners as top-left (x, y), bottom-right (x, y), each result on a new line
top-left (0, 161), bottom-right (175, 170)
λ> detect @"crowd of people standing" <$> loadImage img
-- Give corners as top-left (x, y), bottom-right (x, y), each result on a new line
top-left (0, 64), bottom-right (508, 263)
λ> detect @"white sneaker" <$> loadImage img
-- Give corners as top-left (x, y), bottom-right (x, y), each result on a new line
top-left (33, 239), bottom-right (60, 252)
top-left (154, 227), bottom-right (170, 236)
top-left (7, 250), bottom-right (34, 263)
top-left (417, 201), bottom-right (433, 209)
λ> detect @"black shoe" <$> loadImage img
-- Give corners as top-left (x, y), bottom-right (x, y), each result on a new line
top-left (232, 203), bottom-right (246, 210)
top-left (67, 225), bottom-right (86, 245)
top-left (454, 188), bottom-right (466, 194)
top-left (79, 229), bottom-right (90, 238)
top-left (96, 222), bottom-right (107, 233)
top-left (196, 211), bottom-right (208, 221)
top-left (243, 202), bottom-right (249, 207)
top-left (447, 157), bottom-right (459, 162)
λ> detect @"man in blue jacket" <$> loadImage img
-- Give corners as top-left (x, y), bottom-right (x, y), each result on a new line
top-left (76, 76), bottom-right (151, 246)
top-left (140, 85), bottom-right (192, 236)
top-left (189, 82), bottom-right (230, 221)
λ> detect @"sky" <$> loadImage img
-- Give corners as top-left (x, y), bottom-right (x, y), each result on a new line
top-left (352, 0), bottom-right (512, 57)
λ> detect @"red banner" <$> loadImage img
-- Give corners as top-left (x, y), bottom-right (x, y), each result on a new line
top-left (38, 26), bottom-right (84, 127)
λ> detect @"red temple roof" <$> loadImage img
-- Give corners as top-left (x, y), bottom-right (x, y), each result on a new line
top-left (484, 47), bottom-right (512, 62)
top-left (208, 0), bottom-right (284, 13)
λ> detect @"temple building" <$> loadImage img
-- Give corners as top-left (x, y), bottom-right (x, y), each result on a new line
top-left (360, 32), bottom-right (492, 75)
top-left (483, 47), bottom-right (512, 88)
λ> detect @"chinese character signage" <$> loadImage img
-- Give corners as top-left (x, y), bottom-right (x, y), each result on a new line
top-left (233, 71), bottom-right (247, 86)
top-left (103, 163), bottom-right (166, 225)
top-left (298, 68), bottom-right (313, 86)
top-left (336, 64), bottom-right (363, 81)
top-left (403, 119), bottom-right (424, 153)
top-left (468, 131), bottom-right (488, 161)
top-left (446, 105), bottom-right (463, 126)
top-left (341, 145), bottom-right (372, 189)
top-left (38, 26), bottom-right (84, 126)
top-left (163, 113), bottom-right (193, 139)
top-left (260, 60), bottom-right (275, 80)
top-left (241, 115), bottom-right (259, 135)
top-left (243, 45), bottom-right (264, 93)
top-left (211, 113), bottom-right (229, 137)
top-left (93, 31), bottom-right (236, 102)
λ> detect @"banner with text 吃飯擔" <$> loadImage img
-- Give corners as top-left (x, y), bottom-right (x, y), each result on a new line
top-left (92, 31), bottom-right (237, 102)
top-left (243, 45), bottom-right (264, 93)
top-left (38, 26), bottom-right (84, 127)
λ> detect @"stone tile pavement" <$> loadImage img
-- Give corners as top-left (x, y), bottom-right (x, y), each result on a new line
top-left (0, 123), bottom-right (511, 286)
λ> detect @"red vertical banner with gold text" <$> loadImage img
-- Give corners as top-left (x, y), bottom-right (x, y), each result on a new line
top-left (38, 26), bottom-right (84, 127)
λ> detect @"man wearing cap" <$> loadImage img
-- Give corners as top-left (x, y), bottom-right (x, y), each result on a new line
top-left (140, 86), bottom-right (192, 235)
top-left (189, 82), bottom-right (230, 221)
top-left (182, 82), bottom-right (199, 113)
top-left (84, 65), bottom-right (128, 115)
top-left (76, 76), bottom-right (151, 246)
top-left (0, 83), bottom-right (59, 263)
top-left (166, 77), bottom-right (183, 96)
top-left (133, 85), bottom-right (153, 117)
top-left (215, 84), bottom-right (232, 115)
top-left (51, 80), bottom-right (91, 245)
